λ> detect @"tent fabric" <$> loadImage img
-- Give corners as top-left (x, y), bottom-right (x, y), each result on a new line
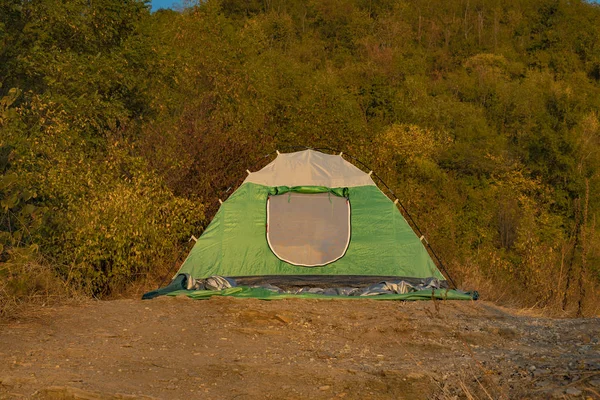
top-left (268, 186), bottom-right (349, 197)
top-left (245, 149), bottom-right (376, 188)
top-left (267, 192), bottom-right (351, 266)
top-left (176, 182), bottom-right (445, 280)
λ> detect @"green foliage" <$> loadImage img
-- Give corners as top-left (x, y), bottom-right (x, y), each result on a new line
top-left (50, 147), bottom-right (204, 296)
top-left (1, 0), bottom-right (600, 312)
top-left (0, 0), bottom-right (204, 298)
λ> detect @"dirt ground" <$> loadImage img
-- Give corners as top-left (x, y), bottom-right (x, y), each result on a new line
top-left (0, 296), bottom-right (599, 400)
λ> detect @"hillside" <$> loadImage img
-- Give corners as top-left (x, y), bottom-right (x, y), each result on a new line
top-left (3, 0), bottom-right (600, 315)
top-left (0, 298), bottom-right (599, 399)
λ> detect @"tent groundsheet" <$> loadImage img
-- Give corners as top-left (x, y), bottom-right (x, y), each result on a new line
top-left (168, 287), bottom-right (476, 301)
top-left (142, 273), bottom-right (478, 300)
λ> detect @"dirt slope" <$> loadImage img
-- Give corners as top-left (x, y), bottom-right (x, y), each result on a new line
top-left (0, 297), bottom-right (599, 399)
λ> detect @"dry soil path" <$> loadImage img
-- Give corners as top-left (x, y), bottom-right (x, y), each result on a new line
top-left (0, 297), bottom-right (599, 399)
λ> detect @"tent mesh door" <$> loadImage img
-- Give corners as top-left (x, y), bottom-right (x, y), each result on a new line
top-left (266, 192), bottom-right (351, 267)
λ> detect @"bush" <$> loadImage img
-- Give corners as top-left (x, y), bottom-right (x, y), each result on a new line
top-left (49, 149), bottom-right (205, 296)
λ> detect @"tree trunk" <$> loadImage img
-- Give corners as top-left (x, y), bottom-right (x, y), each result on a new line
top-left (562, 199), bottom-right (581, 311)
top-left (577, 179), bottom-right (590, 317)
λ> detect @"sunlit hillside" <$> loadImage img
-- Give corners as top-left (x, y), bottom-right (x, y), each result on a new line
top-left (1, 0), bottom-right (599, 315)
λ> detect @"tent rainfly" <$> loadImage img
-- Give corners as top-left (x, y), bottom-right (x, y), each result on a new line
top-left (143, 149), bottom-right (477, 300)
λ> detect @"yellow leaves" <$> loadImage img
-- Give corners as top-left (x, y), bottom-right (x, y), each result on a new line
top-left (580, 112), bottom-right (599, 137)
top-left (377, 123), bottom-right (449, 166)
top-left (464, 53), bottom-right (508, 70)
top-left (492, 167), bottom-right (544, 198)
top-left (57, 158), bottom-right (204, 290)
top-left (464, 53), bottom-right (509, 81)
top-left (3, 125), bottom-right (205, 294)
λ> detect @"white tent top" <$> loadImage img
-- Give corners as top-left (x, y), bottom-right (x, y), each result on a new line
top-left (244, 149), bottom-right (376, 188)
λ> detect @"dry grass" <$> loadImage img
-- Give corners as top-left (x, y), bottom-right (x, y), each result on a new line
top-left (0, 258), bottom-right (72, 320)
top-left (2, 245), bottom-right (599, 320)
top-left (452, 260), bottom-right (600, 318)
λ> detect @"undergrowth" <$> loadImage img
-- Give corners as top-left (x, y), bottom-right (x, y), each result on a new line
top-left (0, 251), bottom-right (67, 319)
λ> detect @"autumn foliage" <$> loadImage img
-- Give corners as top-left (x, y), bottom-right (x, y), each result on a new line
top-left (1, 0), bottom-right (600, 315)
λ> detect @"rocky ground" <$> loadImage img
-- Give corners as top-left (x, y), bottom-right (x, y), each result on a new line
top-left (0, 296), bottom-right (599, 399)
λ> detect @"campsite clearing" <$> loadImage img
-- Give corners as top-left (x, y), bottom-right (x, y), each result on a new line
top-left (0, 297), bottom-right (598, 399)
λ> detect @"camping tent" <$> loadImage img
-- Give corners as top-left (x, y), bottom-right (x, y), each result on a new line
top-left (143, 149), bottom-right (476, 300)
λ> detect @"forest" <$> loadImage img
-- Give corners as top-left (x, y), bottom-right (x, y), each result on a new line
top-left (1, 0), bottom-right (599, 316)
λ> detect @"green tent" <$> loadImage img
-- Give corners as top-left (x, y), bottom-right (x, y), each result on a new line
top-left (143, 149), bottom-right (476, 300)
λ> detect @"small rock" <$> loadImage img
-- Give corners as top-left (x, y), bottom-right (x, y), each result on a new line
top-left (0, 376), bottom-right (36, 387)
top-left (565, 388), bottom-right (582, 396)
top-left (533, 369), bottom-right (551, 378)
top-left (0, 376), bottom-right (15, 387)
top-left (589, 379), bottom-right (600, 388)
top-left (579, 334), bottom-right (591, 344)
top-left (578, 345), bottom-right (591, 354)
top-left (406, 372), bottom-right (426, 380)
top-left (319, 385), bottom-right (331, 391)
top-left (275, 314), bottom-right (292, 324)
top-left (534, 380), bottom-right (550, 388)
top-left (529, 365), bottom-right (536, 372)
